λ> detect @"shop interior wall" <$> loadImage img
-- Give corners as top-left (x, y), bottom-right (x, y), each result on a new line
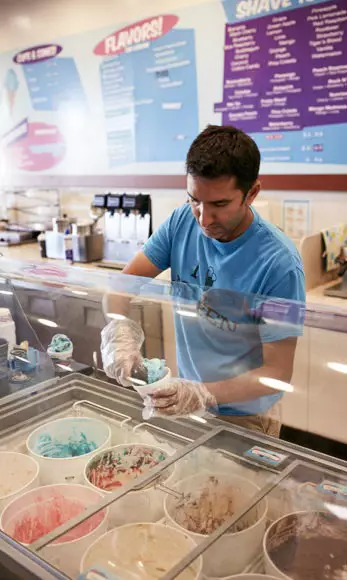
top-left (55, 188), bottom-right (347, 236)
top-left (1, 0), bottom-right (346, 236)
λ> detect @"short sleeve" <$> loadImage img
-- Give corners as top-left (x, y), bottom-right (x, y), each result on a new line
top-left (258, 267), bottom-right (306, 343)
top-left (143, 214), bottom-right (174, 271)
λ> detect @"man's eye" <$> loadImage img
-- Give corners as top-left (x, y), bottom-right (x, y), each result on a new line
top-left (215, 202), bottom-right (229, 207)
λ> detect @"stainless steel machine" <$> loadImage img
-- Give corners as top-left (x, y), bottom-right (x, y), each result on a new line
top-left (0, 227), bottom-right (36, 247)
top-left (45, 215), bottom-right (104, 263)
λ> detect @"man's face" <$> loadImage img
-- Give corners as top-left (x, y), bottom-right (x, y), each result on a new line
top-left (187, 174), bottom-right (260, 242)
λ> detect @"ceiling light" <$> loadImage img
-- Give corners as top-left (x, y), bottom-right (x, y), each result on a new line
top-left (106, 313), bottom-right (126, 320)
top-left (324, 502), bottom-right (347, 520)
top-left (0, 290), bottom-right (13, 295)
top-left (259, 377), bottom-right (294, 393)
top-left (189, 414), bottom-right (207, 423)
top-left (327, 362), bottom-right (347, 374)
top-left (70, 289), bottom-right (88, 296)
top-left (37, 318), bottom-right (58, 328)
top-left (176, 309), bottom-right (197, 318)
top-left (13, 355), bottom-right (29, 363)
top-left (56, 363), bottom-right (74, 372)
top-left (12, 16), bottom-right (31, 30)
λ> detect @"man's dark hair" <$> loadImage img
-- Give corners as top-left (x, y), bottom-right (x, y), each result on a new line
top-left (186, 125), bottom-right (261, 198)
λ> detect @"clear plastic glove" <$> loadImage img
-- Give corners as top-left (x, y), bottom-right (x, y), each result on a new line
top-left (101, 318), bottom-right (144, 387)
top-left (143, 378), bottom-right (217, 418)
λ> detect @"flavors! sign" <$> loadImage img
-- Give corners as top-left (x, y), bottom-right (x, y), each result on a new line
top-left (94, 15), bottom-right (179, 56)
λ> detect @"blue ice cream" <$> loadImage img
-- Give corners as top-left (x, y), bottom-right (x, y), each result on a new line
top-left (142, 358), bottom-right (166, 384)
top-left (35, 431), bottom-right (97, 458)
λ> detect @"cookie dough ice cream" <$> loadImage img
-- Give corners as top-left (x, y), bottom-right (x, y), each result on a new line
top-left (171, 475), bottom-right (237, 534)
top-left (0, 452), bottom-right (38, 502)
top-left (81, 523), bottom-right (201, 580)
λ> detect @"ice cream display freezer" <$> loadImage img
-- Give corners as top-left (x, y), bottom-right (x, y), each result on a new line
top-left (0, 373), bottom-right (346, 580)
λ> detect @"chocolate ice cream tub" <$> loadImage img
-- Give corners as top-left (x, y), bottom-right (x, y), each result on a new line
top-left (264, 510), bottom-right (347, 580)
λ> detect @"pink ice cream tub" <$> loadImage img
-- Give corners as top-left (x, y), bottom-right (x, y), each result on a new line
top-left (0, 483), bottom-right (108, 578)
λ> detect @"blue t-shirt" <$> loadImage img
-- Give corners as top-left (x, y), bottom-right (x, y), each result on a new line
top-left (144, 204), bottom-right (305, 415)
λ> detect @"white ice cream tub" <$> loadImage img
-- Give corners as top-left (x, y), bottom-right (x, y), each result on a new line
top-left (0, 483), bottom-right (108, 579)
top-left (80, 522), bottom-right (203, 580)
top-left (164, 473), bottom-right (268, 578)
top-left (26, 416), bottom-right (111, 484)
top-left (84, 442), bottom-right (175, 526)
top-left (0, 451), bottom-right (39, 511)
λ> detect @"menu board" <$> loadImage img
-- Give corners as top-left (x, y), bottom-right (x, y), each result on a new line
top-left (99, 28), bottom-right (198, 167)
top-left (216, 0), bottom-right (347, 165)
top-left (0, 0), bottom-right (346, 180)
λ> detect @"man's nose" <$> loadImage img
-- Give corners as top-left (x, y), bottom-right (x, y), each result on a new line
top-left (198, 204), bottom-right (214, 228)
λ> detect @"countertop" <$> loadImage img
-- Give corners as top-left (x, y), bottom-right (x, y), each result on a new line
top-left (1, 242), bottom-right (347, 313)
top-left (306, 281), bottom-right (347, 311)
top-left (0, 242), bottom-right (105, 271)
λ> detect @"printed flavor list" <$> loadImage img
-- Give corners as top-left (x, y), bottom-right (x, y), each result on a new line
top-left (99, 28), bottom-right (199, 167)
top-left (305, 0), bottom-right (347, 126)
top-left (215, 0), bottom-right (347, 134)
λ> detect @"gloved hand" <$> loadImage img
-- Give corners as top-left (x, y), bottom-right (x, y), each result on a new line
top-left (143, 378), bottom-right (217, 418)
top-left (101, 318), bottom-right (144, 387)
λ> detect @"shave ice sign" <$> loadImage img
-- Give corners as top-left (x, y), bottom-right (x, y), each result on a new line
top-left (94, 14), bottom-right (179, 56)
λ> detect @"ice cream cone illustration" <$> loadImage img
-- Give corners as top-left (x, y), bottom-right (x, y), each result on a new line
top-left (7, 89), bottom-right (16, 114)
top-left (4, 69), bottom-right (19, 116)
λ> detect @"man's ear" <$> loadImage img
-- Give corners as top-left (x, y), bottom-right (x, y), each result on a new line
top-left (245, 179), bottom-right (261, 206)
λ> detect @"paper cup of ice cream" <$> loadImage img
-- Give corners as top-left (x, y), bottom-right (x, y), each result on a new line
top-left (264, 510), bottom-right (347, 580)
top-left (0, 483), bottom-right (108, 579)
top-left (132, 365), bottom-right (172, 420)
top-left (85, 443), bottom-right (175, 526)
top-left (0, 452), bottom-right (39, 511)
top-left (80, 522), bottom-right (202, 579)
top-left (164, 473), bottom-right (268, 578)
top-left (26, 417), bottom-right (111, 484)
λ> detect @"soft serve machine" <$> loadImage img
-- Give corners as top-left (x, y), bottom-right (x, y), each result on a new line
top-left (92, 192), bottom-right (152, 268)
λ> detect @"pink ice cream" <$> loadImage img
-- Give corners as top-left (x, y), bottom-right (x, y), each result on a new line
top-left (9, 492), bottom-right (104, 545)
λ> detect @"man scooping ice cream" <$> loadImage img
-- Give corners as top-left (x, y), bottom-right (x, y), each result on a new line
top-left (101, 125), bottom-right (305, 437)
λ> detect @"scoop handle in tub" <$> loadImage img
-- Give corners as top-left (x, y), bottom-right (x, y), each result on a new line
top-left (125, 376), bottom-right (147, 387)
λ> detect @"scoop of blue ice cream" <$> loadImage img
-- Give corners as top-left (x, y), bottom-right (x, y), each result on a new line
top-left (142, 358), bottom-right (166, 384)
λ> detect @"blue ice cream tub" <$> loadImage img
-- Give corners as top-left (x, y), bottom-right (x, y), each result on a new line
top-left (26, 417), bottom-right (111, 485)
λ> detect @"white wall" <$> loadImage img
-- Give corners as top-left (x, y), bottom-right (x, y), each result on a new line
top-left (0, 0), bottom-right (212, 52)
top-left (1, 0), bottom-right (346, 237)
top-left (59, 187), bottom-right (346, 236)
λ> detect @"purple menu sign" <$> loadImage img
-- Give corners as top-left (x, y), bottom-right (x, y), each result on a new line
top-left (215, 0), bottom-right (347, 133)
top-left (304, 1), bottom-right (347, 127)
top-left (215, 21), bottom-right (264, 132)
